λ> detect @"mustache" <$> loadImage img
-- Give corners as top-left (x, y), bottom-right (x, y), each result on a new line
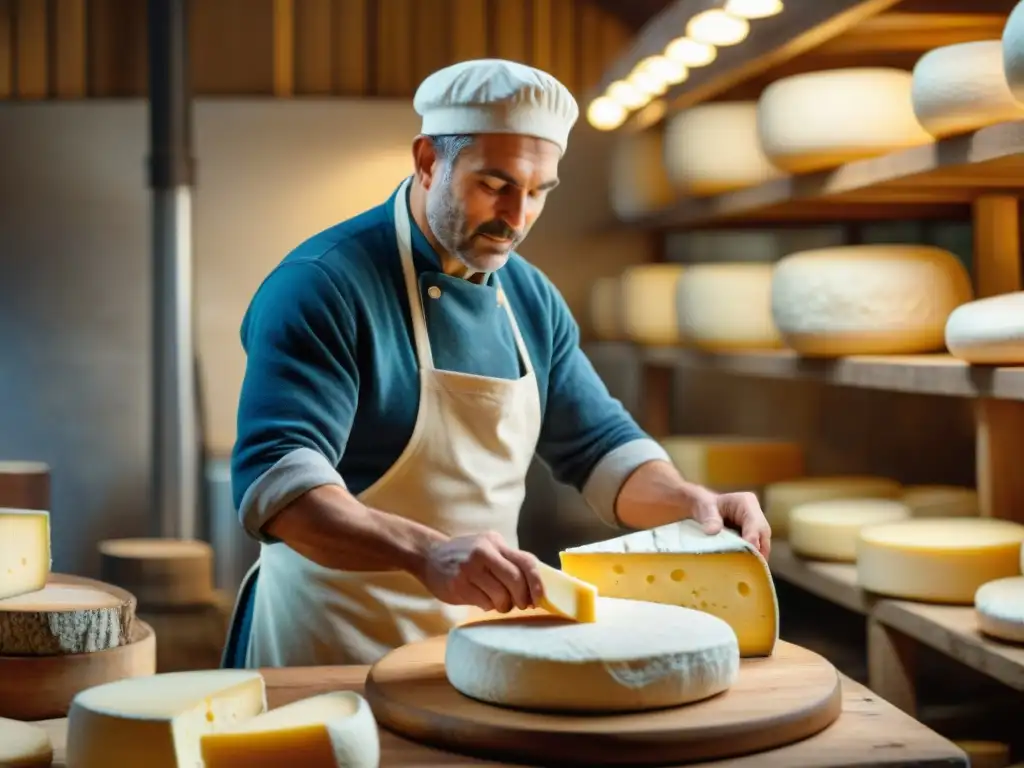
top-left (474, 220), bottom-right (520, 241)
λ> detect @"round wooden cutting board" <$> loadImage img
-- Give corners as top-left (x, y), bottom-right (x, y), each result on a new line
top-left (365, 637), bottom-right (843, 766)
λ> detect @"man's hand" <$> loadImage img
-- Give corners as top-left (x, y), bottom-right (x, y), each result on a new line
top-left (689, 489), bottom-right (772, 559)
top-left (421, 531), bottom-right (545, 613)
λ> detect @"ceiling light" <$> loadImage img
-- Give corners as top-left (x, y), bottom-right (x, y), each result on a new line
top-left (607, 80), bottom-right (649, 110)
top-left (725, 0), bottom-right (783, 19)
top-left (664, 37), bottom-right (717, 67)
top-left (587, 97), bottom-right (628, 131)
top-left (686, 9), bottom-right (750, 47)
top-left (627, 68), bottom-right (668, 97)
top-left (635, 55), bottom-right (689, 86)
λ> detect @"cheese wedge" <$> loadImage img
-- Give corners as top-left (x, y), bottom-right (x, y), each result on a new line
top-left (0, 508), bottom-right (51, 601)
top-left (560, 519), bottom-right (778, 656)
top-left (0, 717), bottom-right (53, 767)
top-left (65, 670), bottom-right (267, 768)
top-left (536, 562), bottom-right (597, 622)
top-left (200, 692), bottom-right (380, 768)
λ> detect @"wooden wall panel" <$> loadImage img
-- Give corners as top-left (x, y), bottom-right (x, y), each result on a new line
top-left (0, 0), bottom-right (630, 100)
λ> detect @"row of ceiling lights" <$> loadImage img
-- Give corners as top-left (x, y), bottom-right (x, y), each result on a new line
top-left (586, 0), bottom-right (785, 131)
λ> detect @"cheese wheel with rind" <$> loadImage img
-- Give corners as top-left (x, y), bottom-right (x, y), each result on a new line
top-left (764, 476), bottom-right (902, 539)
top-left (771, 245), bottom-right (973, 357)
top-left (0, 508), bottom-right (50, 601)
top-left (664, 102), bottom-right (782, 195)
top-left (660, 435), bottom-right (803, 489)
top-left (975, 576), bottom-right (1024, 644)
top-left (789, 499), bottom-right (911, 562)
top-left (900, 485), bottom-right (978, 518)
top-left (609, 129), bottom-right (674, 220)
top-left (1002, 0), bottom-right (1024, 103)
top-left (0, 717), bottom-right (53, 767)
top-left (676, 264), bottom-right (783, 351)
top-left (66, 670), bottom-right (268, 768)
top-left (945, 291), bottom-right (1024, 365)
top-left (912, 41), bottom-right (1024, 139)
top-left (856, 518), bottom-right (1024, 604)
top-left (200, 692), bottom-right (381, 768)
top-left (621, 264), bottom-right (685, 345)
top-left (588, 276), bottom-right (625, 341)
top-left (445, 597), bottom-right (740, 713)
top-left (756, 68), bottom-right (932, 174)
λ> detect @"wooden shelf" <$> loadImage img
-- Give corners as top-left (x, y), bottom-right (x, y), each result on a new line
top-left (639, 346), bottom-right (1024, 401)
top-left (627, 121), bottom-right (1024, 229)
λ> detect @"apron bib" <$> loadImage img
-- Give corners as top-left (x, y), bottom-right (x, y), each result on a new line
top-left (246, 178), bottom-right (542, 667)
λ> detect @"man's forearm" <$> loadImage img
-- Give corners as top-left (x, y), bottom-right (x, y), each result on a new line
top-left (614, 459), bottom-right (713, 529)
top-left (262, 484), bottom-right (446, 579)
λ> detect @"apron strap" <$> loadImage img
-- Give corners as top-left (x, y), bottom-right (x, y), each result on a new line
top-left (394, 177), bottom-right (435, 370)
top-left (495, 280), bottom-right (535, 376)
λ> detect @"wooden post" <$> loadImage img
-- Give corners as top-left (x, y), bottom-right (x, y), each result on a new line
top-left (971, 196), bottom-right (1024, 523)
top-left (867, 616), bottom-right (918, 716)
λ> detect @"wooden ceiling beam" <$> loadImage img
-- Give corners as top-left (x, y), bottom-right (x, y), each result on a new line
top-left (815, 12), bottom-right (1008, 55)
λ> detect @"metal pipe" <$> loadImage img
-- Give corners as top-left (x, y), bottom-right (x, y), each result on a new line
top-left (148, 0), bottom-right (198, 541)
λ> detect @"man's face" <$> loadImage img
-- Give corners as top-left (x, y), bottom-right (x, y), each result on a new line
top-left (421, 134), bottom-right (561, 273)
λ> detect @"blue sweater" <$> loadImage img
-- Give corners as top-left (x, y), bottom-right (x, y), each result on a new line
top-left (231, 182), bottom-right (668, 541)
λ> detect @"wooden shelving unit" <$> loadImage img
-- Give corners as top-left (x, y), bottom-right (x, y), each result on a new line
top-left (594, 0), bottom-right (1024, 733)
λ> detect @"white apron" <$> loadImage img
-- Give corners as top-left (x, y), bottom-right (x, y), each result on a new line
top-left (246, 178), bottom-right (542, 667)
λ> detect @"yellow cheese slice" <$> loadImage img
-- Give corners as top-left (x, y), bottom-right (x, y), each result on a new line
top-left (536, 562), bottom-right (597, 622)
top-left (200, 692), bottom-right (379, 768)
top-left (66, 670), bottom-right (267, 767)
top-left (764, 476), bottom-right (901, 539)
top-left (857, 518), bottom-right (1024, 604)
top-left (0, 717), bottom-right (53, 767)
top-left (0, 508), bottom-right (51, 601)
top-left (660, 435), bottom-right (803, 491)
top-left (559, 519), bottom-right (778, 657)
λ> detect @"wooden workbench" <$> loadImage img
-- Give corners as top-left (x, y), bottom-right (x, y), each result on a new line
top-left (40, 663), bottom-right (967, 767)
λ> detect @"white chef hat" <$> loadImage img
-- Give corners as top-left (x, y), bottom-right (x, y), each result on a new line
top-left (413, 59), bottom-right (580, 154)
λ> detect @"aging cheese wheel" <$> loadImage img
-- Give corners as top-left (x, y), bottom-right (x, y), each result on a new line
top-left (621, 264), bottom-right (685, 345)
top-left (588, 276), bottom-right (625, 341)
top-left (771, 245), bottom-right (973, 357)
top-left (901, 485), bottom-right (978, 518)
top-left (99, 538), bottom-right (214, 607)
top-left (0, 508), bottom-right (50, 601)
top-left (664, 102), bottom-right (782, 195)
top-left (756, 68), bottom-right (932, 173)
top-left (660, 435), bottom-right (803, 490)
top-left (764, 476), bottom-right (901, 539)
top-left (200, 692), bottom-right (380, 768)
top-left (912, 41), bottom-right (1024, 139)
top-left (560, 519), bottom-right (778, 657)
top-left (609, 129), bottom-right (674, 220)
top-left (676, 263), bottom-right (783, 351)
top-left (0, 717), bottom-right (53, 767)
top-left (66, 670), bottom-right (268, 768)
top-left (0, 581), bottom-right (135, 655)
top-left (1002, 0), bottom-right (1024, 103)
top-left (974, 576), bottom-right (1024, 644)
top-left (445, 597), bottom-right (740, 713)
top-left (857, 518), bottom-right (1024, 604)
top-left (789, 499), bottom-right (911, 562)
top-left (945, 291), bottom-right (1024, 365)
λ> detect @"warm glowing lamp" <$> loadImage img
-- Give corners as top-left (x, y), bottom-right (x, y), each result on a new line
top-left (607, 80), bottom-right (649, 110)
top-left (686, 9), bottom-right (750, 46)
top-left (635, 55), bottom-right (689, 86)
top-left (725, 0), bottom-right (783, 19)
top-left (627, 68), bottom-right (668, 97)
top-left (664, 37), bottom-right (717, 67)
top-left (587, 97), bottom-right (628, 130)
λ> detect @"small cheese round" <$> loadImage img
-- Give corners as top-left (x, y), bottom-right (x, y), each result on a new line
top-left (901, 485), bottom-right (978, 518)
top-left (609, 129), bottom-right (674, 220)
top-left (621, 264), bottom-right (685, 345)
top-left (764, 476), bottom-right (901, 539)
top-left (857, 518), bottom-right (1024, 604)
top-left (0, 717), bottom-right (53, 767)
top-left (945, 291), bottom-right (1024, 365)
top-left (975, 576), bottom-right (1024, 644)
top-left (664, 102), bottom-right (782, 195)
top-left (445, 597), bottom-right (740, 713)
top-left (912, 41), bottom-right (1024, 139)
top-left (588, 276), bottom-right (625, 341)
top-left (676, 263), bottom-right (783, 351)
top-left (771, 245), bottom-right (973, 357)
top-left (756, 67), bottom-right (932, 173)
top-left (789, 498), bottom-right (911, 562)
top-left (1002, 0), bottom-right (1024, 103)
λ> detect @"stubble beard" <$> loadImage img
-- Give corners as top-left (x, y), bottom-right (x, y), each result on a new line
top-left (426, 178), bottom-right (518, 273)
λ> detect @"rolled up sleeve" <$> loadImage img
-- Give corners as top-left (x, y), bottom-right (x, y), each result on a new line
top-left (534, 283), bottom-right (669, 528)
top-left (231, 260), bottom-right (359, 541)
